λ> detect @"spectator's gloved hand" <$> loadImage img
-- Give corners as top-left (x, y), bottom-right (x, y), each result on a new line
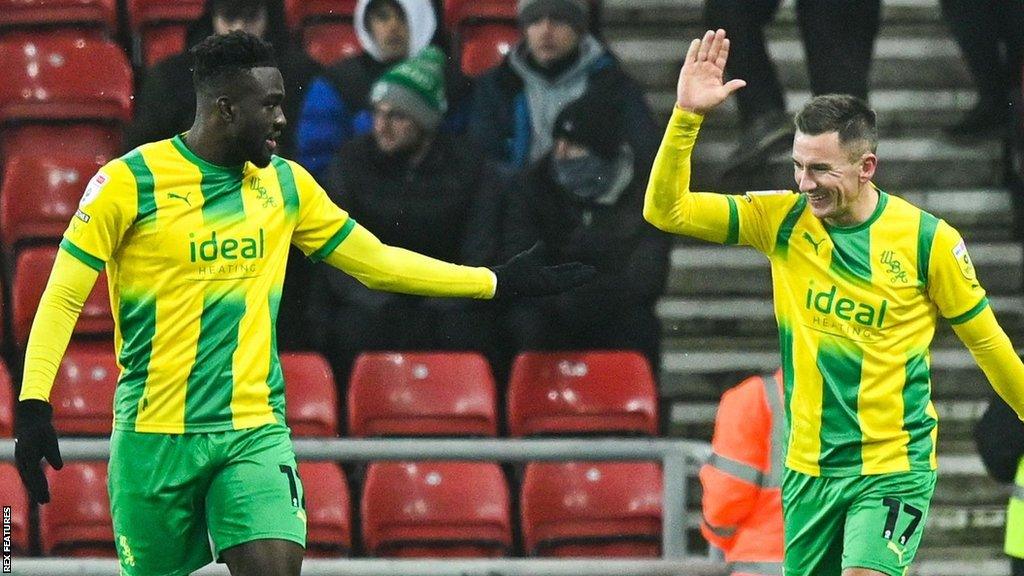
top-left (490, 242), bottom-right (597, 300)
top-left (15, 399), bottom-right (63, 504)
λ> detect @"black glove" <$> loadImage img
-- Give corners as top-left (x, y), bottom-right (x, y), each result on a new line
top-left (490, 242), bottom-right (597, 300)
top-left (14, 399), bottom-right (63, 504)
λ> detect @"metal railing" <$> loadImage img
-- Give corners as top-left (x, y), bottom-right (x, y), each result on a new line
top-left (2, 437), bottom-right (724, 576)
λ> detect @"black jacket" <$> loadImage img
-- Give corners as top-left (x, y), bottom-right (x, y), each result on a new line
top-left (975, 394), bottom-right (1024, 483)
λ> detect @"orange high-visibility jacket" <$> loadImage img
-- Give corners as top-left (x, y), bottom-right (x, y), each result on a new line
top-left (700, 370), bottom-right (785, 576)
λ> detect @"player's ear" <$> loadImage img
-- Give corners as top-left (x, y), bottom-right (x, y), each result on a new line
top-left (216, 96), bottom-right (234, 123)
top-left (858, 152), bottom-right (877, 183)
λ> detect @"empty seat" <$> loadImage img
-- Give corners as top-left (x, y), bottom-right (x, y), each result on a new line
top-left (362, 461), bottom-right (511, 557)
top-left (41, 461), bottom-right (116, 557)
top-left (348, 352), bottom-right (497, 437)
top-left (0, 0), bottom-right (118, 34)
top-left (51, 341), bottom-right (118, 435)
top-left (443, 0), bottom-right (515, 30)
top-left (282, 352), bottom-right (338, 437)
top-left (126, 0), bottom-right (204, 67)
top-left (458, 23), bottom-right (519, 76)
top-left (12, 245), bottom-right (113, 346)
top-left (0, 127), bottom-right (119, 170)
top-left (284, 0), bottom-right (356, 31)
top-left (0, 32), bottom-right (132, 123)
top-left (521, 461), bottom-right (662, 557)
top-left (0, 463), bottom-right (31, 555)
top-left (303, 21), bottom-right (360, 66)
top-left (0, 359), bottom-right (15, 437)
top-left (0, 155), bottom-right (105, 249)
top-left (507, 351), bottom-right (658, 437)
top-left (299, 461), bottom-right (352, 557)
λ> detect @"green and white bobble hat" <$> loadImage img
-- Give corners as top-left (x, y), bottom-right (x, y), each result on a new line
top-left (370, 46), bottom-right (448, 131)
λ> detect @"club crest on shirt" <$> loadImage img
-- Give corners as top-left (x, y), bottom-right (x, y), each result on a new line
top-left (80, 172), bottom-right (107, 207)
top-left (952, 239), bottom-right (976, 281)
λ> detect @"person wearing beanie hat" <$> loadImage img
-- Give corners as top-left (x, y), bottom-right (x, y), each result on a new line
top-left (297, 0), bottom-right (474, 180)
top-left (469, 0), bottom-right (658, 172)
top-left (370, 46), bottom-right (448, 133)
top-left (518, 0), bottom-right (589, 32)
top-left (501, 86), bottom-right (673, 374)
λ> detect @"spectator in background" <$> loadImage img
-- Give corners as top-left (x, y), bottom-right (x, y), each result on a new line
top-left (940, 0), bottom-right (1023, 139)
top-left (310, 47), bottom-right (505, 385)
top-left (503, 89), bottom-right (670, 373)
top-left (700, 370), bottom-right (785, 576)
top-left (705, 0), bottom-right (880, 175)
top-left (469, 0), bottom-right (658, 173)
top-left (975, 394), bottom-right (1024, 576)
top-left (297, 0), bottom-right (473, 180)
top-left (124, 0), bottom-right (321, 352)
top-left (125, 0), bottom-right (321, 157)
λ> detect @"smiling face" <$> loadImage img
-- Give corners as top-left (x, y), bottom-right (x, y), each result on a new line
top-left (229, 67), bottom-right (286, 167)
top-left (792, 130), bottom-right (878, 227)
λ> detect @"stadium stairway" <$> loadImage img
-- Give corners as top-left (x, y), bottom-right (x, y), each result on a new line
top-left (603, 0), bottom-right (1020, 571)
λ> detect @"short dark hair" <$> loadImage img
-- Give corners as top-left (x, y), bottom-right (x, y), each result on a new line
top-left (794, 94), bottom-right (878, 159)
top-left (191, 30), bottom-right (277, 95)
top-left (211, 0), bottom-right (267, 21)
top-left (364, 0), bottom-right (405, 31)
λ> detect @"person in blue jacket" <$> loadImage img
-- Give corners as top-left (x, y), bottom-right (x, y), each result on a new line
top-left (296, 0), bottom-right (471, 179)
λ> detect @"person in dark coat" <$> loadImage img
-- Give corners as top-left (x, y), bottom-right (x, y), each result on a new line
top-left (468, 0), bottom-right (659, 174)
top-left (295, 0), bottom-right (472, 180)
top-left (310, 48), bottom-right (505, 386)
top-left (503, 86), bottom-right (672, 373)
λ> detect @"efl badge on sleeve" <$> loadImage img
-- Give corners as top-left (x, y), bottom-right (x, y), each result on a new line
top-left (952, 239), bottom-right (976, 281)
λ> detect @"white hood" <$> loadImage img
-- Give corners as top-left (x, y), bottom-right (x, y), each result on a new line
top-left (355, 0), bottom-right (437, 62)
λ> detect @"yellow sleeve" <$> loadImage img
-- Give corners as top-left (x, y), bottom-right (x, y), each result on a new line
top-left (20, 249), bottom-right (100, 401)
top-left (61, 159), bottom-right (137, 270)
top-left (643, 106), bottom-right (799, 254)
top-left (952, 306), bottom-right (1024, 421)
top-left (928, 221), bottom-right (988, 322)
top-left (322, 224), bottom-right (497, 299)
top-left (285, 159), bottom-right (355, 259)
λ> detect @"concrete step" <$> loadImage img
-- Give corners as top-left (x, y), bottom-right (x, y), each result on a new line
top-left (611, 35), bottom-right (972, 92)
top-left (645, 89), bottom-right (981, 134)
top-left (659, 345), bottom-right (1022, 400)
top-left (602, 0), bottom-right (947, 28)
top-left (666, 241), bottom-right (1022, 297)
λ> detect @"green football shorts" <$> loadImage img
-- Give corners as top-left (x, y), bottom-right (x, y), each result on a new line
top-left (108, 424), bottom-right (307, 576)
top-left (782, 468), bottom-right (936, 576)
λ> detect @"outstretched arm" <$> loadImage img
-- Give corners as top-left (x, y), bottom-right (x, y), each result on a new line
top-left (952, 307), bottom-right (1024, 420)
top-left (643, 30), bottom-right (752, 241)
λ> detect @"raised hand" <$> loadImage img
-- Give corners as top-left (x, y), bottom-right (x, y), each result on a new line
top-left (676, 29), bottom-right (747, 116)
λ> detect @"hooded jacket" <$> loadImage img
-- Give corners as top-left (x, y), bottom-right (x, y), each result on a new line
top-left (468, 34), bottom-right (659, 172)
top-left (123, 0), bottom-right (322, 157)
top-left (296, 0), bottom-right (472, 179)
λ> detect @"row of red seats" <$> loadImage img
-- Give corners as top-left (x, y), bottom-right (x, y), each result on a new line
top-left (2, 459), bottom-right (663, 558)
top-left (0, 0), bottom-right (533, 72)
top-left (0, 350), bottom-right (658, 438)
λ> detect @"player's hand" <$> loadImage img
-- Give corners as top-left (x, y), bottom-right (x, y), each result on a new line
top-left (14, 400), bottom-right (63, 504)
top-left (677, 29), bottom-right (747, 116)
top-left (490, 242), bottom-right (596, 299)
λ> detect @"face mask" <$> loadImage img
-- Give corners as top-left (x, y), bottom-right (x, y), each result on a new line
top-left (553, 153), bottom-right (616, 201)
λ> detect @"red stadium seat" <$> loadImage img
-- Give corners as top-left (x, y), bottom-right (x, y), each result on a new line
top-left (0, 464), bottom-right (31, 555)
top-left (0, 155), bottom-right (105, 249)
top-left (0, 127), bottom-right (119, 171)
top-left (443, 0), bottom-right (516, 30)
top-left (0, 32), bottom-right (132, 123)
top-left (303, 21), bottom-right (360, 66)
top-left (0, 0), bottom-right (118, 34)
top-left (282, 352), bottom-right (338, 437)
top-left (348, 352), bottom-right (497, 437)
top-left (362, 461), bottom-right (512, 557)
top-left (12, 245), bottom-right (113, 347)
top-left (126, 0), bottom-right (204, 67)
top-left (0, 360), bottom-right (15, 437)
top-left (299, 461), bottom-right (352, 557)
top-left (507, 351), bottom-right (659, 437)
top-left (458, 23), bottom-right (519, 76)
top-left (284, 0), bottom-right (356, 31)
top-left (40, 461), bottom-right (116, 557)
top-left (51, 341), bottom-right (118, 435)
top-left (521, 461), bottom-right (662, 557)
